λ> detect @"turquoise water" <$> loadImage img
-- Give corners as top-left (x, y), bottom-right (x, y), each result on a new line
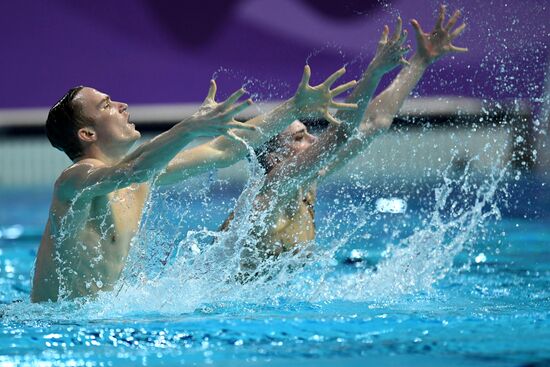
top-left (0, 172), bottom-right (549, 366)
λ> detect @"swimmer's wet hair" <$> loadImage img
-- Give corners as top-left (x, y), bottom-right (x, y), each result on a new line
top-left (254, 135), bottom-right (281, 174)
top-left (46, 86), bottom-right (90, 161)
top-left (254, 120), bottom-right (327, 174)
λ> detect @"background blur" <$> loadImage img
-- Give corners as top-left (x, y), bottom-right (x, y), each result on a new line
top-left (0, 0), bottom-right (548, 218)
top-left (0, 0), bottom-right (548, 106)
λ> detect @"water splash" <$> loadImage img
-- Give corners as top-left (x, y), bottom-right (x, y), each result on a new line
top-left (0, 128), bottom-right (512, 324)
top-left (74, 147), bottom-right (509, 317)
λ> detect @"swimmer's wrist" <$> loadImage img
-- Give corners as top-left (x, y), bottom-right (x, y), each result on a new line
top-left (365, 62), bottom-right (389, 78)
top-left (286, 96), bottom-right (298, 109)
top-left (175, 117), bottom-right (203, 138)
top-left (263, 96), bottom-right (299, 121)
top-left (410, 53), bottom-right (432, 68)
top-left (286, 96), bottom-right (308, 118)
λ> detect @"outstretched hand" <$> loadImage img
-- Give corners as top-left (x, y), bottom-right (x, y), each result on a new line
top-left (292, 65), bottom-right (358, 125)
top-left (411, 5), bottom-right (468, 65)
top-left (370, 17), bottom-right (411, 74)
top-left (189, 80), bottom-right (256, 139)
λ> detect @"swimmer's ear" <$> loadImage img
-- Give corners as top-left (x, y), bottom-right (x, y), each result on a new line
top-left (77, 127), bottom-right (97, 143)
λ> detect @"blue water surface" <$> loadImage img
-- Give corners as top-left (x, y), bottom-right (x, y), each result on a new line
top-left (0, 174), bottom-right (549, 367)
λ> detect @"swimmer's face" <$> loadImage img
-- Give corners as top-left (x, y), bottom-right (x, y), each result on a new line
top-left (276, 120), bottom-right (317, 160)
top-left (74, 87), bottom-right (140, 151)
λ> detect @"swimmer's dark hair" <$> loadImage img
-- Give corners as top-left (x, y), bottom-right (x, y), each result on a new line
top-left (254, 135), bottom-right (281, 174)
top-left (45, 86), bottom-right (90, 161)
top-left (254, 120), bottom-right (326, 173)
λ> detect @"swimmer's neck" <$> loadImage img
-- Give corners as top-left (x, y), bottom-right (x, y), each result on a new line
top-left (73, 142), bottom-right (135, 165)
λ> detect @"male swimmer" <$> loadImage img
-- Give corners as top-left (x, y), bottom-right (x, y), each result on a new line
top-left (221, 6), bottom-right (468, 276)
top-left (31, 68), bottom-right (358, 302)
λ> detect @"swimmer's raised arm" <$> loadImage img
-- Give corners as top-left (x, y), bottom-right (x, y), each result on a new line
top-left (155, 66), bottom-right (358, 185)
top-left (247, 21), bottom-right (410, 213)
top-left (335, 16), bottom-right (410, 130)
top-left (320, 5), bottom-right (468, 179)
top-left (55, 89), bottom-right (254, 202)
top-left (363, 6), bottom-right (467, 134)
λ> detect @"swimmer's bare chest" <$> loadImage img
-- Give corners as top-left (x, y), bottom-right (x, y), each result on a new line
top-left (33, 183), bottom-right (149, 301)
top-left (265, 190), bottom-right (316, 253)
top-left (77, 183), bottom-right (149, 273)
top-left (88, 184), bottom-right (148, 248)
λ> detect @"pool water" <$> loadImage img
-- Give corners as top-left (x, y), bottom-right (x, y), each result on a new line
top-left (0, 173), bottom-right (549, 367)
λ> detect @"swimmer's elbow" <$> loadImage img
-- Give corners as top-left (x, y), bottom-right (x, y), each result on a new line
top-left (360, 116), bottom-right (392, 136)
top-left (210, 147), bottom-right (242, 169)
top-left (372, 116), bottom-right (393, 131)
top-left (123, 161), bottom-right (154, 184)
top-left (216, 152), bottom-right (239, 169)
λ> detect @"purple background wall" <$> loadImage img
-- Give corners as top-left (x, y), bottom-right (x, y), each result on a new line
top-left (0, 0), bottom-right (548, 108)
